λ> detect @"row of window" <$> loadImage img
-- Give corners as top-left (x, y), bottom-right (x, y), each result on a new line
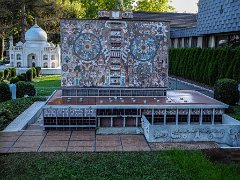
top-left (11, 54), bottom-right (56, 60)
top-left (171, 33), bottom-right (240, 48)
top-left (16, 62), bottom-right (56, 68)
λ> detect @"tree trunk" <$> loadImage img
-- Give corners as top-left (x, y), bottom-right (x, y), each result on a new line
top-left (21, 2), bottom-right (27, 43)
top-left (0, 34), bottom-right (5, 61)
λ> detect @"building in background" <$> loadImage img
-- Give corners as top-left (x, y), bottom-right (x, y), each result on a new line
top-left (9, 23), bottom-right (61, 68)
top-left (170, 0), bottom-right (240, 48)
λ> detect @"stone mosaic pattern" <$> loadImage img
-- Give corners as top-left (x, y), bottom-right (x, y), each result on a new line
top-left (60, 19), bottom-right (169, 88)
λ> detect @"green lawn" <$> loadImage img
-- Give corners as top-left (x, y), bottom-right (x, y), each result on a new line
top-left (33, 75), bottom-right (61, 96)
top-left (0, 151), bottom-right (239, 179)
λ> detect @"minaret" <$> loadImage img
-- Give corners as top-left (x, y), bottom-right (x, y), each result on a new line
top-left (9, 35), bottom-right (13, 47)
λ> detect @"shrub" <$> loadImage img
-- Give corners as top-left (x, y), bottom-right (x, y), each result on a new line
top-left (16, 81), bottom-right (36, 98)
top-left (26, 69), bottom-right (33, 81)
top-left (17, 74), bottom-right (25, 81)
top-left (0, 71), bottom-right (3, 80)
top-left (214, 78), bottom-right (239, 105)
top-left (0, 82), bottom-right (11, 102)
top-left (10, 68), bottom-right (16, 78)
top-left (32, 68), bottom-right (36, 79)
top-left (4, 68), bottom-right (10, 79)
top-left (10, 77), bottom-right (20, 84)
top-left (35, 67), bottom-right (41, 77)
top-left (21, 73), bottom-right (26, 81)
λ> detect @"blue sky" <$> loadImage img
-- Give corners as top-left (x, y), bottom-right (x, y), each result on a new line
top-left (170, 0), bottom-right (199, 13)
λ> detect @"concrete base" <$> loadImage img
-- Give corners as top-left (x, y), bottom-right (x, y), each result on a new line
top-left (142, 116), bottom-right (240, 147)
top-left (96, 127), bottom-right (143, 135)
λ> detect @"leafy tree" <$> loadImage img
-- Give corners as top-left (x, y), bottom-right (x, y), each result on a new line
top-left (135, 0), bottom-right (174, 12)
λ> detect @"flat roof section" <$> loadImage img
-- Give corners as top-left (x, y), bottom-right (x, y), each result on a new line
top-left (46, 90), bottom-right (227, 108)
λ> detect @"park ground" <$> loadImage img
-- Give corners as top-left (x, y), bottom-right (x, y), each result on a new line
top-left (0, 150), bottom-right (240, 179)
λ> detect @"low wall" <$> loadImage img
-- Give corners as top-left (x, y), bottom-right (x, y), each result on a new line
top-left (0, 66), bottom-right (61, 75)
top-left (142, 116), bottom-right (240, 147)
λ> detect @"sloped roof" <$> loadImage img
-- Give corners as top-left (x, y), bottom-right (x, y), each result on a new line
top-left (133, 11), bottom-right (197, 28)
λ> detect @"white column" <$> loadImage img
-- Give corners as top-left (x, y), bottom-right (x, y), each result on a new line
top-left (164, 109), bottom-right (166, 127)
top-left (176, 109), bottom-right (178, 125)
top-left (174, 38), bottom-right (178, 48)
top-left (187, 109), bottom-right (191, 125)
top-left (209, 35), bottom-right (215, 48)
top-left (151, 109), bottom-right (154, 125)
top-left (189, 37), bottom-right (192, 47)
top-left (212, 109), bottom-right (215, 125)
top-left (200, 109), bottom-right (203, 126)
top-left (181, 38), bottom-right (184, 47)
top-left (197, 37), bottom-right (203, 48)
top-left (136, 117), bottom-right (138, 127)
top-left (111, 117), bottom-right (113, 127)
top-left (98, 117), bottom-right (100, 127)
top-left (123, 117), bottom-right (126, 127)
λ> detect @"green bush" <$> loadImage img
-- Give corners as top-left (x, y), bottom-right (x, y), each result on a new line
top-left (10, 68), bottom-right (16, 78)
top-left (32, 68), bottom-right (36, 79)
top-left (0, 82), bottom-right (11, 102)
top-left (4, 68), bottom-right (10, 79)
top-left (10, 77), bottom-right (20, 84)
top-left (21, 73), bottom-right (26, 81)
top-left (35, 67), bottom-right (41, 77)
top-left (214, 78), bottom-right (239, 105)
top-left (26, 69), bottom-right (33, 81)
top-left (17, 74), bottom-right (26, 81)
top-left (0, 70), bottom-right (3, 80)
top-left (169, 47), bottom-right (240, 85)
top-left (16, 81), bottom-right (36, 98)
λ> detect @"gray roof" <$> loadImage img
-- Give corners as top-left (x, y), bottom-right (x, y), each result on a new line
top-left (133, 11), bottom-right (197, 28)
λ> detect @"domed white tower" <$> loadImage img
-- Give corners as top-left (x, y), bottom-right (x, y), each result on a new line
top-left (9, 23), bottom-right (61, 69)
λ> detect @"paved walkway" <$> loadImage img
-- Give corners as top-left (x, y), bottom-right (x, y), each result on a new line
top-left (0, 131), bottom-right (219, 153)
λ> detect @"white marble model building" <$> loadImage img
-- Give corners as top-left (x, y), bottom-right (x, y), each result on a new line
top-left (9, 23), bottom-right (60, 68)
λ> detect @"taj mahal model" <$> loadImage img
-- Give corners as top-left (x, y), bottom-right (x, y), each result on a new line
top-left (42, 10), bottom-right (240, 147)
top-left (9, 23), bottom-right (60, 68)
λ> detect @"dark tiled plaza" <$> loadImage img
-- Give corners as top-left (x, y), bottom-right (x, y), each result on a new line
top-left (0, 131), bottom-right (218, 153)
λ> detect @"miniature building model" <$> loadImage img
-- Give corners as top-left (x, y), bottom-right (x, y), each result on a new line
top-left (9, 24), bottom-right (61, 68)
top-left (43, 11), bottom-right (240, 146)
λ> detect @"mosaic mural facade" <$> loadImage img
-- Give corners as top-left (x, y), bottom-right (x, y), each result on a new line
top-left (60, 19), bottom-right (169, 88)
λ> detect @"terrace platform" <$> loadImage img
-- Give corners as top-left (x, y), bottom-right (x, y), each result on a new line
top-left (47, 90), bottom-right (226, 107)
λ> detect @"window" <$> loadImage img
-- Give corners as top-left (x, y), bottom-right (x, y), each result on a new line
top-left (184, 38), bottom-right (189, 47)
top-left (202, 36), bottom-right (209, 48)
top-left (32, 55), bottom-right (35, 60)
top-left (177, 38), bottom-right (182, 48)
top-left (51, 62), bottom-right (55, 68)
top-left (191, 37), bottom-right (197, 47)
top-left (17, 62), bottom-right (21, 68)
top-left (215, 35), bottom-right (228, 47)
top-left (11, 54), bottom-right (13, 59)
top-left (51, 55), bottom-right (55, 60)
top-left (43, 55), bottom-right (48, 60)
top-left (171, 39), bottom-right (175, 47)
top-left (16, 54), bottom-right (21, 60)
top-left (43, 62), bottom-right (48, 68)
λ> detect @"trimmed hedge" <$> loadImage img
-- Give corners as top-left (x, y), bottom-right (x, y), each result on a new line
top-left (214, 79), bottom-right (239, 105)
top-left (32, 68), bottom-right (36, 78)
top-left (17, 74), bottom-right (26, 81)
top-left (16, 81), bottom-right (36, 98)
top-left (169, 47), bottom-right (240, 85)
top-left (26, 69), bottom-right (33, 81)
top-left (10, 68), bottom-right (16, 78)
top-left (0, 82), bottom-right (11, 102)
top-left (35, 67), bottom-right (41, 77)
top-left (4, 68), bottom-right (10, 79)
top-left (0, 70), bottom-right (3, 80)
top-left (10, 77), bottom-right (20, 84)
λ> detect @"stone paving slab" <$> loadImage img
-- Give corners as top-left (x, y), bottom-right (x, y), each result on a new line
top-left (0, 130), bottom-right (221, 153)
